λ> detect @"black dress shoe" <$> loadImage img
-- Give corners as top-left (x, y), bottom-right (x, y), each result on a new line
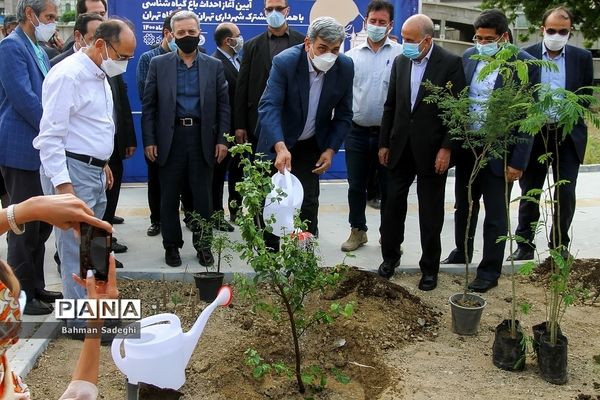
top-left (165, 248), bottom-right (182, 267)
top-left (147, 223), bottom-right (161, 236)
top-left (441, 249), bottom-right (471, 264)
top-left (214, 217), bottom-right (234, 232)
top-left (111, 237), bottom-right (128, 254)
top-left (115, 259), bottom-right (124, 269)
top-left (197, 248), bottom-right (214, 267)
top-left (24, 298), bottom-right (54, 315)
top-left (506, 247), bottom-right (534, 261)
top-left (378, 260), bottom-right (399, 279)
top-left (468, 277), bottom-right (498, 293)
top-left (112, 216), bottom-right (124, 224)
top-left (35, 289), bottom-right (63, 302)
top-left (418, 274), bottom-right (438, 291)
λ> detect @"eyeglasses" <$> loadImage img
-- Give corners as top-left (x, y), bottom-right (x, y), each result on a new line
top-left (265, 6), bottom-right (287, 12)
top-left (545, 28), bottom-right (570, 36)
top-left (472, 35), bottom-right (501, 45)
top-left (107, 42), bottom-right (134, 61)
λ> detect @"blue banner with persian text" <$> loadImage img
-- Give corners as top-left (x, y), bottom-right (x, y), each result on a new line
top-left (107, 0), bottom-right (419, 181)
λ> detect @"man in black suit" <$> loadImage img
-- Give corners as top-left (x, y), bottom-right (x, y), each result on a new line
top-left (211, 22), bottom-right (241, 232)
top-left (51, 13), bottom-right (103, 66)
top-left (509, 6), bottom-right (594, 261)
top-left (61, 0), bottom-right (107, 52)
top-left (442, 9), bottom-right (537, 292)
top-left (377, 14), bottom-right (466, 290)
top-left (142, 11), bottom-right (230, 267)
top-left (234, 0), bottom-right (305, 149)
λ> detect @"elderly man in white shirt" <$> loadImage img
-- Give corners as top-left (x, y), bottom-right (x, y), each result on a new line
top-left (33, 19), bottom-right (136, 335)
top-left (341, 0), bottom-right (402, 252)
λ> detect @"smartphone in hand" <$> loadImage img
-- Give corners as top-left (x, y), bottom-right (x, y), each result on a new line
top-left (80, 222), bottom-right (111, 281)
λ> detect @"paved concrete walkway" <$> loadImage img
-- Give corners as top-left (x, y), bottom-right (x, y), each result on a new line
top-left (2, 171), bottom-right (600, 377)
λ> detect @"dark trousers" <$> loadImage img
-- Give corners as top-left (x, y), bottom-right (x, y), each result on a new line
top-left (147, 155), bottom-right (194, 225)
top-left (380, 145), bottom-right (446, 275)
top-left (515, 128), bottom-right (579, 249)
top-left (264, 137), bottom-right (321, 248)
top-left (146, 156), bottom-right (161, 224)
top-left (212, 153), bottom-right (230, 213)
top-left (345, 124), bottom-right (387, 231)
top-left (227, 153), bottom-right (244, 217)
top-left (159, 125), bottom-right (213, 250)
top-left (0, 166), bottom-right (52, 299)
top-left (103, 155), bottom-right (122, 223)
top-left (454, 161), bottom-right (510, 281)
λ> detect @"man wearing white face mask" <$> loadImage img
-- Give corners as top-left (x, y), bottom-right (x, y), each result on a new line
top-left (342, 0), bottom-right (401, 253)
top-left (0, 0), bottom-right (61, 315)
top-left (256, 16), bottom-right (354, 248)
top-left (50, 12), bottom-right (104, 67)
top-left (509, 6), bottom-right (594, 262)
top-left (34, 20), bottom-right (136, 338)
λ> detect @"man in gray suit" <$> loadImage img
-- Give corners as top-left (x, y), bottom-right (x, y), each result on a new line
top-left (142, 11), bottom-right (230, 267)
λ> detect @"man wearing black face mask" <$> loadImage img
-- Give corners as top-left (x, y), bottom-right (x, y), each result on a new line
top-left (142, 11), bottom-right (230, 268)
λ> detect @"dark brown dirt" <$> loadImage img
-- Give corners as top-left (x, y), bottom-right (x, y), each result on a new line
top-left (532, 258), bottom-right (600, 303)
top-left (28, 268), bottom-right (438, 400)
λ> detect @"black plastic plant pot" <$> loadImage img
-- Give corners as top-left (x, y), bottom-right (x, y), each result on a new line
top-left (193, 272), bottom-right (225, 303)
top-left (492, 319), bottom-right (526, 371)
top-left (532, 321), bottom-right (562, 356)
top-left (538, 332), bottom-right (568, 385)
top-left (448, 293), bottom-right (486, 335)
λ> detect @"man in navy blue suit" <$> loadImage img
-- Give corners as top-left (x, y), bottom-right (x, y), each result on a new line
top-left (256, 16), bottom-right (353, 242)
top-left (0, 0), bottom-right (62, 315)
top-left (442, 9), bottom-right (537, 292)
top-left (509, 6), bottom-right (594, 262)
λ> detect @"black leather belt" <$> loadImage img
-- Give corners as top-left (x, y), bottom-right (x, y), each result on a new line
top-left (175, 117), bottom-right (200, 127)
top-left (65, 151), bottom-right (108, 168)
top-left (352, 122), bottom-right (380, 136)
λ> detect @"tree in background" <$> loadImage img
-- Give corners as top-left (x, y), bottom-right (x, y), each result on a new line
top-left (482, 0), bottom-right (600, 43)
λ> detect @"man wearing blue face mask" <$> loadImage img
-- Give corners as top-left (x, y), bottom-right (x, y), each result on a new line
top-left (234, 0), bottom-right (304, 151)
top-left (0, 0), bottom-right (61, 315)
top-left (442, 9), bottom-right (537, 293)
top-left (377, 14), bottom-right (465, 290)
top-left (256, 16), bottom-right (354, 250)
top-left (341, 0), bottom-right (401, 253)
top-left (34, 20), bottom-right (136, 337)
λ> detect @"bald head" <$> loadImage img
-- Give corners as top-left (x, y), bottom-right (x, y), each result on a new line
top-left (214, 22), bottom-right (241, 50)
top-left (402, 14), bottom-right (434, 39)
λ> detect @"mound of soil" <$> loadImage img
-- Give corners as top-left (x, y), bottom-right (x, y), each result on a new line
top-left (532, 258), bottom-right (600, 303)
top-left (30, 269), bottom-right (438, 399)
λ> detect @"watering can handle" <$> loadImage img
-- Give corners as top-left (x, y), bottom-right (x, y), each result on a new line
top-left (283, 168), bottom-right (293, 204)
top-left (138, 313), bottom-right (181, 329)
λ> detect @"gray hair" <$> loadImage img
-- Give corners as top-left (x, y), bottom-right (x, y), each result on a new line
top-left (307, 16), bottom-right (345, 44)
top-left (17, 0), bottom-right (59, 23)
top-left (170, 10), bottom-right (200, 31)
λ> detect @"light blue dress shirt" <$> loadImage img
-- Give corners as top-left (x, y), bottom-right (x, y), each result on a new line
top-left (541, 45), bottom-right (566, 122)
top-left (468, 61), bottom-right (499, 131)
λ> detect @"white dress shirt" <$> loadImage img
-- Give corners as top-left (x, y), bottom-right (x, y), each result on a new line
top-left (33, 51), bottom-right (115, 187)
top-left (297, 54), bottom-right (325, 141)
top-left (346, 38), bottom-right (402, 126)
top-left (410, 43), bottom-right (434, 111)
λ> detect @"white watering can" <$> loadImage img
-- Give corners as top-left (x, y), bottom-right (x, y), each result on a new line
top-left (264, 169), bottom-right (304, 237)
top-left (111, 285), bottom-right (232, 390)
